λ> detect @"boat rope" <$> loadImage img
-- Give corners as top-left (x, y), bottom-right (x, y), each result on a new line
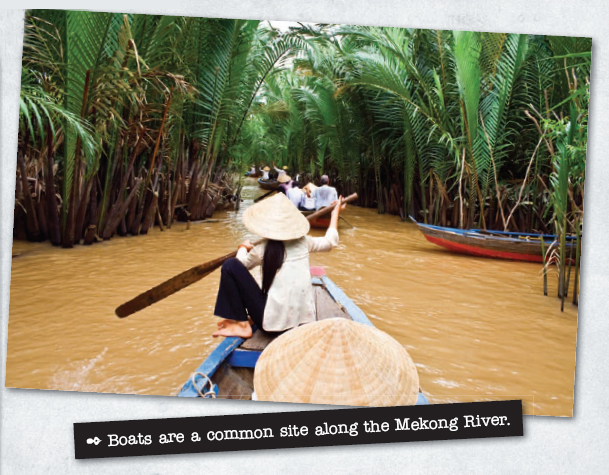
top-left (339, 216), bottom-right (354, 228)
top-left (191, 372), bottom-right (217, 398)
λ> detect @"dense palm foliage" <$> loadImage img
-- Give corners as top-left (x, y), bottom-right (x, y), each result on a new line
top-left (240, 26), bottom-right (590, 237)
top-left (15, 14), bottom-right (590, 252)
top-left (15, 11), bottom-right (300, 246)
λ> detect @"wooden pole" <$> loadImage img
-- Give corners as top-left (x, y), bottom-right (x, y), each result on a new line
top-left (572, 220), bottom-right (581, 306)
top-left (540, 237), bottom-right (548, 297)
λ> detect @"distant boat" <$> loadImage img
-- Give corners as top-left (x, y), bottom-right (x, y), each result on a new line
top-left (178, 268), bottom-right (429, 405)
top-left (410, 217), bottom-right (575, 263)
top-left (257, 178), bottom-right (279, 190)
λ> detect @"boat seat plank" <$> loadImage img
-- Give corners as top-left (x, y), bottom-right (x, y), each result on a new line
top-left (240, 329), bottom-right (277, 351)
top-left (226, 349), bottom-right (261, 368)
top-left (315, 285), bottom-right (349, 321)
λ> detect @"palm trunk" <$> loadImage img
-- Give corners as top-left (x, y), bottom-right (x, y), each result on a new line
top-left (103, 178), bottom-right (143, 239)
top-left (74, 177), bottom-right (93, 244)
top-left (45, 125), bottom-right (61, 246)
top-left (140, 192), bottom-right (158, 234)
top-left (63, 70), bottom-right (92, 248)
top-left (17, 152), bottom-right (40, 240)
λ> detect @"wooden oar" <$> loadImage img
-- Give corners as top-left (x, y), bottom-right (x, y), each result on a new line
top-left (115, 193), bottom-right (358, 318)
top-left (253, 189), bottom-right (276, 203)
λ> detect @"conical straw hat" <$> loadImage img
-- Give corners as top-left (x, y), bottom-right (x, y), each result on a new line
top-left (263, 166), bottom-right (270, 171)
top-left (254, 318), bottom-right (420, 406)
top-left (243, 192), bottom-right (310, 240)
top-left (278, 174), bottom-right (292, 183)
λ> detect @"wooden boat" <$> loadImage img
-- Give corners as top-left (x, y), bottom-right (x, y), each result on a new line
top-left (178, 267), bottom-right (429, 405)
top-left (257, 178), bottom-right (279, 190)
top-left (301, 209), bottom-right (330, 229)
top-left (410, 217), bottom-right (575, 263)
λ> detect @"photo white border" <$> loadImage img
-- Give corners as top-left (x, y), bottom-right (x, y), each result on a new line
top-left (2, 1), bottom-right (608, 472)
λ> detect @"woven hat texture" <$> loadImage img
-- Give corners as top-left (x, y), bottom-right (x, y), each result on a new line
top-left (253, 318), bottom-right (420, 406)
top-left (242, 192), bottom-right (310, 240)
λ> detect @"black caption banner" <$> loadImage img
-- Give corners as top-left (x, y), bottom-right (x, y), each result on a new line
top-left (74, 400), bottom-right (523, 459)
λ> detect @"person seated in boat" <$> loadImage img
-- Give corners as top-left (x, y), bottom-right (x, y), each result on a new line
top-left (277, 174), bottom-right (293, 194)
top-left (303, 182), bottom-right (316, 197)
top-left (301, 183), bottom-right (317, 211)
top-left (261, 166), bottom-right (271, 180)
top-left (212, 193), bottom-right (346, 338)
top-left (312, 175), bottom-right (338, 211)
top-left (286, 181), bottom-right (305, 208)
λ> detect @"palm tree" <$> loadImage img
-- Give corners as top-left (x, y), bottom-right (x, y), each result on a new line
top-left (15, 15), bottom-right (590, 258)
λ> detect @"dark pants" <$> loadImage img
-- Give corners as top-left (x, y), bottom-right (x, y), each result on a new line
top-left (214, 258), bottom-right (267, 328)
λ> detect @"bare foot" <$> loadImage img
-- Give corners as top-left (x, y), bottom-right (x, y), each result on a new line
top-left (212, 321), bottom-right (253, 339)
top-left (216, 319), bottom-right (231, 330)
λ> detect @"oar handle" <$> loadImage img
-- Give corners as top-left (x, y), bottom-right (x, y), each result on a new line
top-left (304, 193), bottom-right (358, 221)
top-left (254, 189), bottom-right (276, 203)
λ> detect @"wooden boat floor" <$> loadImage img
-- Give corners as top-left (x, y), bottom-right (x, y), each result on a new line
top-left (213, 282), bottom-right (350, 399)
top-left (214, 364), bottom-right (254, 400)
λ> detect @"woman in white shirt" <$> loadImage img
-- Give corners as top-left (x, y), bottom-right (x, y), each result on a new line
top-left (212, 193), bottom-right (346, 338)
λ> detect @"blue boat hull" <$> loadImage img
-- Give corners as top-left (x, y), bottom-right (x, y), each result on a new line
top-left (178, 275), bottom-right (429, 405)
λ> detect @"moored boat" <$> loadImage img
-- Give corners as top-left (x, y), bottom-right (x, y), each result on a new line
top-left (178, 267), bottom-right (429, 404)
top-left (257, 178), bottom-right (279, 190)
top-left (410, 217), bottom-right (575, 263)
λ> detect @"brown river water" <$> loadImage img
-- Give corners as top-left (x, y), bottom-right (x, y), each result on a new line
top-left (7, 178), bottom-right (578, 416)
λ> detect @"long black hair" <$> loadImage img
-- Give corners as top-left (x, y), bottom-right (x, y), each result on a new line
top-left (261, 240), bottom-right (286, 294)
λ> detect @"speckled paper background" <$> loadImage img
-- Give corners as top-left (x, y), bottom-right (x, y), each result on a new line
top-left (2, 1), bottom-right (608, 473)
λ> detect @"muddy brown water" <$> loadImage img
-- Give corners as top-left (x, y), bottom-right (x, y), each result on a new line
top-left (7, 178), bottom-right (577, 416)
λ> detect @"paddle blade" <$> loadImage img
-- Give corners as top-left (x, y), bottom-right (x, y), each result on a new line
top-left (115, 251), bottom-right (236, 318)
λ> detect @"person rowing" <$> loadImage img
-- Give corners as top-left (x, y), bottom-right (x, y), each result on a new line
top-left (273, 164), bottom-right (289, 178)
top-left (211, 193), bottom-right (347, 338)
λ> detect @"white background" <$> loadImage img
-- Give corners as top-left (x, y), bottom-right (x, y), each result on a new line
top-left (1, 1), bottom-right (608, 473)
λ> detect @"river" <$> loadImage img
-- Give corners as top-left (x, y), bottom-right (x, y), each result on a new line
top-left (6, 178), bottom-right (578, 416)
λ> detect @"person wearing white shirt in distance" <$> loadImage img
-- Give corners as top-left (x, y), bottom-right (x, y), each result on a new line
top-left (261, 166), bottom-right (270, 180)
top-left (312, 175), bottom-right (338, 210)
top-left (286, 181), bottom-right (305, 207)
top-left (273, 163), bottom-right (289, 178)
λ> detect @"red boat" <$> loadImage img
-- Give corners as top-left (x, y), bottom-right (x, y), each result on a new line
top-left (301, 210), bottom-right (330, 229)
top-left (410, 217), bottom-right (575, 263)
